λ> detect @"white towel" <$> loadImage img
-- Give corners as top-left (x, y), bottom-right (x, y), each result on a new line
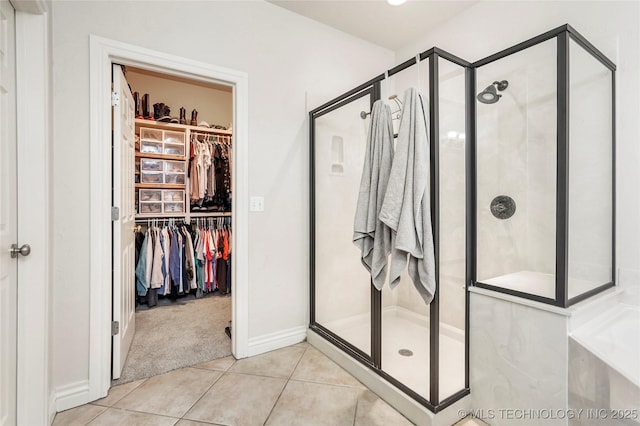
top-left (353, 100), bottom-right (394, 289)
top-left (379, 88), bottom-right (436, 304)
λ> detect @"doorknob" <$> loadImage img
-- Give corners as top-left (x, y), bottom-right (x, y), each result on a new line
top-left (10, 244), bottom-right (31, 258)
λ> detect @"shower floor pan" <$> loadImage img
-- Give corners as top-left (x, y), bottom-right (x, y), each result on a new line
top-left (324, 307), bottom-right (466, 401)
top-left (481, 270), bottom-right (605, 300)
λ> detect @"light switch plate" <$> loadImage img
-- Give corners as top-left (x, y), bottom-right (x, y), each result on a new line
top-left (250, 196), bottom-right (264, 212)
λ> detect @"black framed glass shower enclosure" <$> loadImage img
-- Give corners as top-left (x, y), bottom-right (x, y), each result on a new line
top-left (309, 24), bottom-right (615, 413)
top-left (472, 25), bottom-right (616, 308)
top-left (309, 49), bottom-right (471, 412)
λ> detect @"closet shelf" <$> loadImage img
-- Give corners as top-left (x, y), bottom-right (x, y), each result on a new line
top-left (135, 118), bottom-right (232, 136)
top-left (135, 152), bottom-right (185, 161)
top-left (135, 183), bottom-right (185, 190)
top-left (135, 212), bottom-right (232, 221)
top-left (190, 212), bottom-right (232, 218)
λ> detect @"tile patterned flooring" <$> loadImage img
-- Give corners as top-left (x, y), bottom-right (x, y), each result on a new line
top-left (53, 341), bottom-right (485, 426)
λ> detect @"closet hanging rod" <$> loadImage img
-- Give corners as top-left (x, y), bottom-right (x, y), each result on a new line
top-left (135, 216), bottom-right (187, 223)
top-left (191, 132), bottom-right (232, 143)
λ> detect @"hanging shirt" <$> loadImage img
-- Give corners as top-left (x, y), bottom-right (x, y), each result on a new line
top-left (207, 142), bottom-right (216, 198)
top-left (193, 227), bottom-right (204, 290)
top-left (169, 228), bottom-right (182, 293)
top-left (199, 143), bottom-right (211, 199)
top-left (144, 230), bottom-right (153, 292)
top-left (183, 227), bottom-right (197, 290)
top-left (207, 229), bottom-right (217, 290)
top-left (135, 231), bottom-right (150, 296)
top-left (150, 228), bottom-right (164, 289)
top-left (161, 227), bottom-right (171, 295)
top-left (190, 141), bottom-right (199, 202)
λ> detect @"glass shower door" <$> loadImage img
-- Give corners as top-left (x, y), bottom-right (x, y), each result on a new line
top-left (475, 38), bottom-right (558, 301)
top-left (312, 89), bottom-right (376, 358)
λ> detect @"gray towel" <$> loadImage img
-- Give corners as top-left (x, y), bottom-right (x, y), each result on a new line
top-left (353, 100), bottom-right (394, 289)
top-left (379, 88), bottom-right (436, 304)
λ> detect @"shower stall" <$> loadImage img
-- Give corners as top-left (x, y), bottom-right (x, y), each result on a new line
top-left (309, 24), bottom-right (615, 416)
top-left (473, 26), bottom-right (616, 307)
top-left (310, 49), bottom-right (470, 412)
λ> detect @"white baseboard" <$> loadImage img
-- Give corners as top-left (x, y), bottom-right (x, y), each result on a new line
top-left (247, 325), bottom-right (307, 357)
top-left (55, 380), bottom-right (90, 412)
top-left (48, 391), bottom-right (56, 425)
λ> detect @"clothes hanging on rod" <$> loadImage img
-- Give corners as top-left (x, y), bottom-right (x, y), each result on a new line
top-left (192, 217), bottom-right (232, 295)
top-left (189, 133), bottom-right (232, 213)
top-left (134, 217), bottom-right (232, 308)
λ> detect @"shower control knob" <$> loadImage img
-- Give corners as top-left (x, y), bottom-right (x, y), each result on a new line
top-left (490, 196), bottom-right (516, 219)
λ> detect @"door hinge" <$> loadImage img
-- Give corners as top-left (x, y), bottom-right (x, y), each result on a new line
top-left (111, 91), bottom-right (120, 107)
top-left (111, 321), bottom-right (120, 336)
top-left (111, 206), bottom-right (120, 221)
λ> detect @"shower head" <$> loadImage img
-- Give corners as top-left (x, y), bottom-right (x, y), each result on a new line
top-left (477, 80), bottom-right (509, 104)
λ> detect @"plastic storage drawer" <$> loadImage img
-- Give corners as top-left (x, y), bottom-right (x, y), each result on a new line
top-left (163, 190), bottom-right (185, 202)
top-left (140, 127), bottom-right (162, 141)
top-left (141, 171), bottom-right (164, 184)
top-left (140, 158), bottom-right (164, 172)
top-left (139, 189), bottom-right (162, 202)
top-left (163, 143), bottom-right (185, 156)
top-left (163, 131), bottom-right (185, 145)
top-left (164, 173), bottom-right (185, 185)
top-left (140, 141), bottom-right (162, 154)
top-left (139, 202), bottom-right (162, 214)
top-left (164, 160), bottom-right (186, 174)
top-left (163, 202), bottom-right (184, 213)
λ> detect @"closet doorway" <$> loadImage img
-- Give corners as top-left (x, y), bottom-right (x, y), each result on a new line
top-left (89, 37), bottom-right (249, 402)
top-left (112, 64), bottom-right (236, 384)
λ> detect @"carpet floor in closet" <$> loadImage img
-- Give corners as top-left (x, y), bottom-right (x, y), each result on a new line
top-left (113, 294), bottom-right (231, 385)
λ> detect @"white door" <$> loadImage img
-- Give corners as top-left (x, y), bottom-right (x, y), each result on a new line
top-left (112, 64), bottom-right (136, 379)
top-left (0, 0), bottom-right (17, 424)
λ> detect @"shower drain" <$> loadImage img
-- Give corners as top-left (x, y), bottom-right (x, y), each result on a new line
top-left (398, 349), bottom-right (413, 357)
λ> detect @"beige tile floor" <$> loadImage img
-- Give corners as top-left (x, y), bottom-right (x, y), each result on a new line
top-left (53, 342), bottom-right (486, 426)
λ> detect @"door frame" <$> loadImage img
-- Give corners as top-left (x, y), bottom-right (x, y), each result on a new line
top-left (13, 2), bottom-right (53, 425)
top-left (88, 35), bottom-right (250, 401)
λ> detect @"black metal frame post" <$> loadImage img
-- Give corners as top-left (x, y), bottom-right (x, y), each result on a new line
top-left (371, 84), bottom-right (383, 370)
top-left (309, 107), bottom-right (316, 327)
top-left (465, 65), bottom-right (475, 390)
top-left (556, 31), bottom-right (570, 307)
top-left (428, 52), bottom-right (440, 406)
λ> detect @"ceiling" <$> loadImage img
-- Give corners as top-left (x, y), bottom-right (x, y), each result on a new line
top-left (269, 0), bottom-right (478, 51)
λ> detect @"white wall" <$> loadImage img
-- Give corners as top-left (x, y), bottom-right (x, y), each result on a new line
top-left (50, 0), bottom-right (393, 396)
top-left (125, 68), bottom-right (233, 127)
top-left (395, 0), bottom-right (640, 288)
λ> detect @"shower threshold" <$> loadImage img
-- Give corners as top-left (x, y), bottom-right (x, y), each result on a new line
top-left (323, 307), bottom-right (465, 401)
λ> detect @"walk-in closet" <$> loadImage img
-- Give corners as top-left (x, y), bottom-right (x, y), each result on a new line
top-left (112, 65), bottom-right (235, 384)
